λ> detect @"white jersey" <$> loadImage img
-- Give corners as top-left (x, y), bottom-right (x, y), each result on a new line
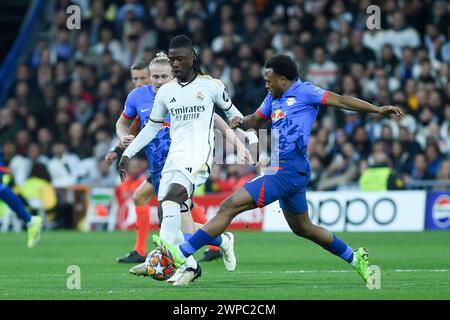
top-left (150, 75), bottom-right (232, 173)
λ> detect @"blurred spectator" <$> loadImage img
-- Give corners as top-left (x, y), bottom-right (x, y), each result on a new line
top-left (0, 109), bottom-right (22, 144)
top-left (212, 20), bottom-right (241, 54)
top-left (334, 30), bottom-right (376, 72)
top-left (18, 163), bottom-right (57, 224)
top-left (425, 142), bottom-right (444, 178)
top-left (317, 143), bottom-right (359, 191)
top-left (408, 152), bottom-right (435, 181)
top-left (82, 159), bottom-right (118, 188)
top-left (384, 11), bottom-right (421, 58)
top-left (51, 27), bottom-right (73, 61)
top-left (67, 122), bottom-right (92, 158)
top-left (83, 0), bottom-right (108, 46)
top-left (73, 31), bottom-right (98, 66)
top-left (211, 155), bottom-right (255, 193)
top-left (47, 141), bottom-right (82, 188)
top-left (434, 160), bottom-right (450, 190)
top-left (91, 22), bottom-right (124, 63)
top-left (359, 151), bottom-right (404, 191)
top-left (306, 47), bottom-right (338, 89)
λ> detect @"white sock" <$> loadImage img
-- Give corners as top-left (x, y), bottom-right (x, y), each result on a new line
top-left (159, 201), bottom-right (181, 245)
top-left (350, 253), bottom-right (357, 268)
top-left (174, 230), bottom-right (185, 246)
top-left (185, 256), bottom-right (198, 270)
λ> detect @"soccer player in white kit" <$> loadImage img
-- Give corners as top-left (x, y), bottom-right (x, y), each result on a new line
top-left (118, 35), bottom-right (251, 285)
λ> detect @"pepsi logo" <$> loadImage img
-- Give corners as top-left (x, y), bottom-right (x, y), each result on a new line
top-left (432, 194), bottom-right (450, 228)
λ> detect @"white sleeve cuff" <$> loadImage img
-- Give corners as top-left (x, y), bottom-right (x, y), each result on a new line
top-left (123, 120), bottom-right (161, 158)
top-left (223, 104), bottom-right (244, 120)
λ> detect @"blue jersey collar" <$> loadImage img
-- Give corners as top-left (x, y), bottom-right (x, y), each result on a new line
top-left (281, 79), bottom-right (302, 99)
top-left (147, 84), bottom-right (155, 95)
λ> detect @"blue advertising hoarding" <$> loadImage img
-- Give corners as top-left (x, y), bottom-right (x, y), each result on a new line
top-left (425, 191), bottom-right (450, 230)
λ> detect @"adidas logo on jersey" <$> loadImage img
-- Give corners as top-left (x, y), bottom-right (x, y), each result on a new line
top-left (170, 97), bottom-right (176, 103)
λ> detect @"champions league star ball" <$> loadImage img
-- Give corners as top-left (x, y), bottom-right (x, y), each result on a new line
top-left (145, 249), bottom-right (176, 281)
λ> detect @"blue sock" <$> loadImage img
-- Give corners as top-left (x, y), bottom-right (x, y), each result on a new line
top-left (183, 232), bottom-right (222, 247)
top-left (183, 233), bottom-right (193, 241)
top-left (322, 234), bottom-right (354, 263)
top-left (208, 235), bottom-right (223, 247)
top-left (0, 185), bottom-right (32, 224)
top-left (179, 229), bottom-right (214, 257)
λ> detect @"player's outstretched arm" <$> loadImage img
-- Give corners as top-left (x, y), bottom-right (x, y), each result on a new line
top-left (118, 119), bottom-right (162, 181)
top-left (230, 111), bottom-right (268, 131)
top-left (325, 92), bottom-right (404, 118)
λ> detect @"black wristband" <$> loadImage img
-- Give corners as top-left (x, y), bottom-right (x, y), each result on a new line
top-left (112, 146), bottom-right (124, 157)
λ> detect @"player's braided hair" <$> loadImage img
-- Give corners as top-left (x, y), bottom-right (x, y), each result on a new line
top-left (149, 51), bottom-right (170, 68)
top-left (193, 49), bottom-right (203, 75)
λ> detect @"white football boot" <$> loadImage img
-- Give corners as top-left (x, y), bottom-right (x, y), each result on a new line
top-left (129, 262), bottom-right (148, 277)
top-left (167, 264), bottom-right (186, 283)
top-left (220, 232), bottom-right (236, 271)
top-left (172, 264), bottom-right (202, 286)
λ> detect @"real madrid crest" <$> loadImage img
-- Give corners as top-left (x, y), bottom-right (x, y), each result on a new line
top-left (196, 91), bottom-right (204, 101)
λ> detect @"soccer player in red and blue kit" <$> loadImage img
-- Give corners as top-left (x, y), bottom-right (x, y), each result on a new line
top-left (154, 54), bottom-right (404, 284)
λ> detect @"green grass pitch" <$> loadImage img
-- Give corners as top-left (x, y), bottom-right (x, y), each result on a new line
top-left (0, 231), bottom-right (449, 299)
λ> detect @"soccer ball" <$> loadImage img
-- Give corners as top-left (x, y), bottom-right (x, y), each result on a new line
top-left (145, 249), bottom-right (176, 281)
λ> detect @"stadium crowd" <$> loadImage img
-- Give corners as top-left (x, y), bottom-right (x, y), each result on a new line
top-left (0, 0), bottom-right (449, 201)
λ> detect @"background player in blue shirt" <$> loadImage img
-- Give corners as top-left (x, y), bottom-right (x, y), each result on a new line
top-left (154, 54), bottom-right (404, 285)
top-left (0, 146), bottom-right (42, 248)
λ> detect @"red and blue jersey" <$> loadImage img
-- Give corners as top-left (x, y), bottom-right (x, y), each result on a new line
top-left (0, 146), bottom-right (10, 181)
top-left (121, 85), bottom-right (171, 173)
top-left (256, 79), bottom-right (329, 174)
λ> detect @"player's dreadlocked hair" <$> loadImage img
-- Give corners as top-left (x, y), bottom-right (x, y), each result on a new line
top-left (265, 54), bottom-right (299, 81)
top-left (169, 34), bottom-right (203, 75)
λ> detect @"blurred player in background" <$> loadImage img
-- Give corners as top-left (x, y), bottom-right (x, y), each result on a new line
top-left (119, 35), bottom-right (257, 285)
top-left (154, 54), bottom-right (404, 286)
top-left (0, 145), bottom-right (42, 248)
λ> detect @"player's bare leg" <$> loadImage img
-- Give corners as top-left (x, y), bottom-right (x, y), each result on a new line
top-left (181, 209), bottom-right (196, 234)
top-left (282, 209), bottom-right (370, 283)
top-left (202, 187), bottom-right (256, 236)
top-left (155, 187), bottom-right (255, 272)
top-left (282, 209), bottom-right (333, 245)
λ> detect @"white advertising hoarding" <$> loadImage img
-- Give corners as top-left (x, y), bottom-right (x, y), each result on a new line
top-left (262, 191), bottom-right (426, 232)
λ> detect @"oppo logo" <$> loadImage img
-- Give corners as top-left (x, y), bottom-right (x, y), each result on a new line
top-left (307, 197), bottom-right (397, 231)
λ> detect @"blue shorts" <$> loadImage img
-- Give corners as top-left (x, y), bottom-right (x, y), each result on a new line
top-left (243, 167), bottom-right (309, 214)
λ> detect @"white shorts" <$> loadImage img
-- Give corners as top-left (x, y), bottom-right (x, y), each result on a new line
top-left (157, 164), bottom-right (210, 209)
